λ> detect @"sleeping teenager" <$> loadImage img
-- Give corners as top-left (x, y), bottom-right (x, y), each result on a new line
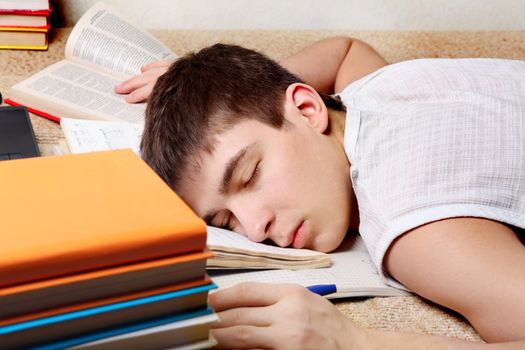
top-left (116, 37), bottom-right (525, 349)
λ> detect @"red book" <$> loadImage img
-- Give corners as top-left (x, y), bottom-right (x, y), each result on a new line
top-left (0, 0), bottom-right (50, 49)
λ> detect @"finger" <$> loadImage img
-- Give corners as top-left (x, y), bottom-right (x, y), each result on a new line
top-left (212, 306), bottom-right (274, 328)
top-left (115, 67), bottom-right (165, 94)
top-left (141, 59), bottom-right (173, 72)
top-left (209, 282), bottom-right (298, 312)
top-left (114, 76), bottom-right (147, 94)
top-left (212, 325), bottom-right (277, 350)
top-left (125, 83), bottom-right (154, 103)
top-left (115, 72), bottom-right (154, 93)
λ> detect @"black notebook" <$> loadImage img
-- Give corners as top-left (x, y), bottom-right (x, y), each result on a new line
top-left (0, 106), bottom-right (40, 160)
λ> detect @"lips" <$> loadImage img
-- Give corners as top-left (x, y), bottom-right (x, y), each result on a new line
top-left (290, 221), bottom-right (308, 249)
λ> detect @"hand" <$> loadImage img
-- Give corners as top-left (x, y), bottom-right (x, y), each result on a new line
top-left (209, 282), bottom-right (365, 349)
top-left (114, 59), bottom-right (173, 103)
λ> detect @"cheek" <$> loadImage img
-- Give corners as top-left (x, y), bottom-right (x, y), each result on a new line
top-left (265, 150), bottom-right (305, 189)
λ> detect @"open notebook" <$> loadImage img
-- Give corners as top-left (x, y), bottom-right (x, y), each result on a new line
top-left (61, 118), bottom-right (143, 155)
top-left (208, 232), bottom-right (410, 299)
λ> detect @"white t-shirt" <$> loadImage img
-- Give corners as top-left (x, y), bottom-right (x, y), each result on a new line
top-left (340, 58), bottom-right (525, 289)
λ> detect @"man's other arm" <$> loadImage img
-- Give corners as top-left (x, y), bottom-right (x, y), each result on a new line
top-left (384, 218), bottom-right (525, 343)
top-left (117, 37), bottom-right (387, 103)
top-left (280, 36), bottom-right (388, 94)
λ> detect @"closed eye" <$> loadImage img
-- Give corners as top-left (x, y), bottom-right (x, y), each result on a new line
top-left (244, 161), bottom-right (260, 188)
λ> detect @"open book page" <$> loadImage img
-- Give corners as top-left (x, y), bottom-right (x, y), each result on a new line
top-left (209, 234), bottom-right (411, 298)
top-left (207, 226), bottom-right (331, 269)
top-left (61, 118), bottom-right (144, 155)
top-left (9, 60), bottom-right (145, 123)
top-left (64, 1), bottom-right (177, 80)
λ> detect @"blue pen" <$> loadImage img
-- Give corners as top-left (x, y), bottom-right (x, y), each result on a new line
top-left (306, 284), bottom-right (337, 296)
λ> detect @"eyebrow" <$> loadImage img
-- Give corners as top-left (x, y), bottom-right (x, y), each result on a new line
top-left (220, 143), bottom-right (255, 195)
top-left (203, 143), bottom-right (256, 226)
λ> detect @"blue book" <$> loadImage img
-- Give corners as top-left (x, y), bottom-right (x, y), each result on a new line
top-left (0, 283), bottom-right (216, 349)
top-left (34, 308), bottom-right (217, 350)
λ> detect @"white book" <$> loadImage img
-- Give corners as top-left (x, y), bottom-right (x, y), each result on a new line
top-left (72, 313), bottom-right (218, 350)
top-left (0, 0), bottom-right (49, 11)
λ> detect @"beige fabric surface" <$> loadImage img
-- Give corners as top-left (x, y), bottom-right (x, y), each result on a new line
top-left (2, 28), bottom-right (525, 343)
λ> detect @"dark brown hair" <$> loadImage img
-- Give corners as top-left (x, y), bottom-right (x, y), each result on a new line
top-left (141, 43), bottom-right (345, 190)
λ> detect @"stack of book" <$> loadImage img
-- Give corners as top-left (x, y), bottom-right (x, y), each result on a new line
top-left (0, 150), bottom-right (217, 349)
top-left (0, 0), bottom-right (51, 50)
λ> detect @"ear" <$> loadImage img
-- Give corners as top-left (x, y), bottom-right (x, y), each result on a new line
top-left (284, 83), bottom-right (329, 133)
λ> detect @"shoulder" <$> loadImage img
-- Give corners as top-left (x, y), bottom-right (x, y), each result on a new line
top-left (340, 58), bottom-right (525, 98)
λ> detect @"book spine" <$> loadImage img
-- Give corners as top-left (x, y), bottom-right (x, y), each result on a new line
top-left (0, 43), bottom-right (48, 50)
top-left (0, 10), bottom-right (51, 15)
top-left (0, 0), bottom-right (51, 15)
top-left (4, 99), bottom-right (58, 121)
top-left (0, 24), bottom-right (50, 30)
top-left (0, 26), bottom-right (48, 32)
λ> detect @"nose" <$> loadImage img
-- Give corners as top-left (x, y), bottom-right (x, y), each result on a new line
top-left (231, 201), bottom-right (274, 243)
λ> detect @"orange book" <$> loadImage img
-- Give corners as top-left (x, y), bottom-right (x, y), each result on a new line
top-left (0, 149), bottom-right (207, 288)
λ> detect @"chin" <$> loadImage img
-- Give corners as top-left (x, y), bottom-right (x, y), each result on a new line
top-left (314, 229), bottom-right (347, 253)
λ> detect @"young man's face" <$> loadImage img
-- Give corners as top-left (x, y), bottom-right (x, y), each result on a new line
top-left (177, 85), bottom-right (354, 252)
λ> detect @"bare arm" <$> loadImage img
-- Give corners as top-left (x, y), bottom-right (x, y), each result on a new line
top-left (209, 281), bottom-right (525, 349)
top-left (116, 37), bottom-right (387, 103)
top-left (385, 218), bottom-right (525, 343)
top-left (364, 328), bottom-right (525, 350)
top-left (280, 36), bottom-right (388, 94)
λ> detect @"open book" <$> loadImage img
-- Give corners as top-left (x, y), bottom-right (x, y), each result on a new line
top-left (6, 2), bottom-right (176, 123)
top-left (208, 232), bottom-right (410, 298)
top-left (207, 226), bottom-right (331, 269)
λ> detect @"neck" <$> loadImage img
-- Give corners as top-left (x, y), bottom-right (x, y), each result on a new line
top-left (328, 109), bottom-right (346, 147)
top-left (328, 108), bottom-right (360, 232)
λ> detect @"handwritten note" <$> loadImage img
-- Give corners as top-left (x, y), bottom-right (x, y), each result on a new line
top-left (61, 118), bottom-right (143, 155)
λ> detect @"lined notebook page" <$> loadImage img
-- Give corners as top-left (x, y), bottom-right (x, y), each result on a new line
top-left (207, 226), bottom-right (329, 260)
top-left (209, 234), bottom-right (410, 298)
top-left (61, 118), bottom-right (143, 155)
